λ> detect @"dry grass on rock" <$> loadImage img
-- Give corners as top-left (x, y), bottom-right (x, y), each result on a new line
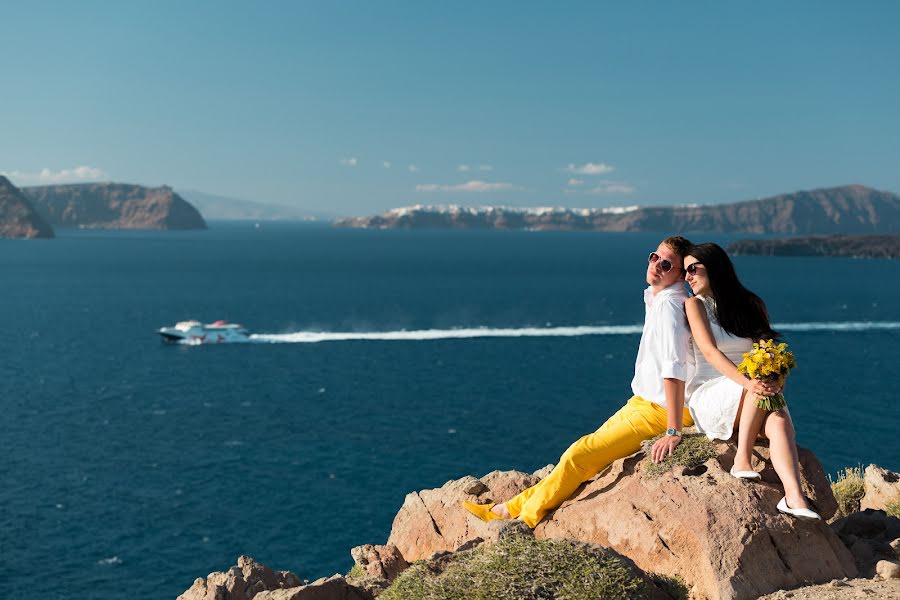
top-left (380, 534), bottom-right (656, 600)
top-left (829, 466), bottom-right (866, 520)
top-left (641, 433), bottom-right (717, 479)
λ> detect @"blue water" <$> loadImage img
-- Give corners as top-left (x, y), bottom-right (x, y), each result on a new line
top-left (2, 223), bottom-right (898, 599)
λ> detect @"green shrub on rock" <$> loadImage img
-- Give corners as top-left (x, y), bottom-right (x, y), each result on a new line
top-left (380, 534), bottom-right (651, 600)
top-left (829, 466), bottom-right (866, 519)
top-left (345, 563), bottom-right (365, 581)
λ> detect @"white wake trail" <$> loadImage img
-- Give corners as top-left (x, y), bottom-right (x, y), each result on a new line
top-left (249, 321), bottom-right (900, 344)
top-left (775, 321), bottom-right (900, 332)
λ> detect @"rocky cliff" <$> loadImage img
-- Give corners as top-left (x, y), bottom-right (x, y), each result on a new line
top-left (728, 234), bottom-right (900, 258)
top-left (24, 183), bottom-right (207, 230)
top-left (178, 439), bottom-right (900, 600)
top-left (0, 176), bottom-right (55, 238)
top-left (335, 185), bottom-right (900, 235)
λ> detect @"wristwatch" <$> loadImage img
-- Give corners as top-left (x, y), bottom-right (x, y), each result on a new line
top-left (665, 428), bottom-right (682, 437)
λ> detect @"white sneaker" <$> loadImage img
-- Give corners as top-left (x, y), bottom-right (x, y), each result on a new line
top-left (777, 497), bottom-right (821, 520)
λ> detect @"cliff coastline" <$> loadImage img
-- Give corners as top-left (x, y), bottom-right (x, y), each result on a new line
top-left (335, 185), bottom-right (900, 235)
top-left (177, 443), bottom-right (900, 600)
top-left (24, 182), bottom-right (207, 230)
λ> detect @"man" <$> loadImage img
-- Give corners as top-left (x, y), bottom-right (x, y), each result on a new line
top-left (464, 236), bottom-right (694, 528)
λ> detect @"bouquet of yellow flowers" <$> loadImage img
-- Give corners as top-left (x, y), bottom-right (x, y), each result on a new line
top-left (737, 339), bottom-right (797, 411)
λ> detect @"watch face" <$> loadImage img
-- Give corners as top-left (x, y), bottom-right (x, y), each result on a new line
top-left (666, 428), bottom-right (677, 436)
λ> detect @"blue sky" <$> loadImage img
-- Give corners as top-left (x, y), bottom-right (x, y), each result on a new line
top-left (1, 1), bottom-right (898, 215)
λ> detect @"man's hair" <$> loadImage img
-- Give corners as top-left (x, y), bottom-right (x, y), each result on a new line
top-left (661, 236), bottom-right (693, 260)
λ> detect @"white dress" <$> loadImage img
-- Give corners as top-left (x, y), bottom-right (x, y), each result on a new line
top-left (686, 295), bottom-right (753, 440)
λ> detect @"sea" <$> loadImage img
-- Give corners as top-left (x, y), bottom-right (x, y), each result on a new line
top-left (2, 223), bottom-right (898, 600)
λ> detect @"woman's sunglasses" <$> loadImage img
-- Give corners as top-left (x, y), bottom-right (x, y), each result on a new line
top-left (686, 262), bottom-right (705, 275)
top-left (648, 252), bottom-right (676, 273)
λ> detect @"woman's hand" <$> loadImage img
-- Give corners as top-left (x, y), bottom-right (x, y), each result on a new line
top-left (744, 378), bottom-right (781, 397)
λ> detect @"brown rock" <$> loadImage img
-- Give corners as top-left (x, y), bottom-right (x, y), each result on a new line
top-left (0, 176), bottom-right (55, 238)
top-left (349, 544), bottom-right (408, 581)
top-left (382, 439), bottom-right (855, 600)
top-left (176, 556), bottom-right (301, 600)
top-left (832, 509), bottom-right (900, 577)
top-left (254, 575), bottom-right (370, 600)
top-left (860, 465), bottom-right (900, 512)
top-left (876, 560), bottom-right (900, 579)
top-left (385, 468), bottom-right (547, 561)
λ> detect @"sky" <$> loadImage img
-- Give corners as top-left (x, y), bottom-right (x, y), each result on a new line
top-left (1, 1), bottom-right (899, 216)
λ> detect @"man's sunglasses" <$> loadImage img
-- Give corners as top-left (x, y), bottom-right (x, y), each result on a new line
top-left (686, 262), bottom-right (705, 275)
top-left (648, 252), bottom-right (677, 273)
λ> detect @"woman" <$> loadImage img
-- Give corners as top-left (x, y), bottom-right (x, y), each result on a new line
top-left (683, 243), bottom-right (820, 520)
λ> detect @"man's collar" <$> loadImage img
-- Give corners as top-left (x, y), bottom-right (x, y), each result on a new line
top-left (645, 282), bottom-right (687, 304)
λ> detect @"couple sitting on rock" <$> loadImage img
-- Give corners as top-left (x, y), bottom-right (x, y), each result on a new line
top-left (464, 236), bottom-right (822, 528)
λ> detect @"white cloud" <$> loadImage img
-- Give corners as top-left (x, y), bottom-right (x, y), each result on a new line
top-left (415, 180), bottom-right (521, 193)
top-left (564, 162), bottom-right (615, 175)
top-left (2, 165), bottom-right (109, 185)
top-left (585, 180), bottom-right (635, 195)
top-left (383, 161), bottom-right (392, 169)
top-left (340, 157), bottom-right (358, 167)
top-left (408, 164), bottom-right (419, 172)
top-left (567, 178), bottom-right (584, 186)
top-left (457, 164), bottom-right (471, 172)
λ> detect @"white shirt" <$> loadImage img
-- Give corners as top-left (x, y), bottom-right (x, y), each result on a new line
top-left (630, 282), bottom-right (692, 407)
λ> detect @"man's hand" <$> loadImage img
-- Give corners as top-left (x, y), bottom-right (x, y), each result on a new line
top-left (651, 435), bottom-right (681, 464)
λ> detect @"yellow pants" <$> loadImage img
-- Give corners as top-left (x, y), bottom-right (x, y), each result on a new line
top-left (505, 396), bottom-right (694, 528)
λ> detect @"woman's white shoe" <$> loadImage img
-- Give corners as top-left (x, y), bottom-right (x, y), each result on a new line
top-left (777, 497), bottom-right (821, 520)
top-left (729, 466), bottom-right (761, 480)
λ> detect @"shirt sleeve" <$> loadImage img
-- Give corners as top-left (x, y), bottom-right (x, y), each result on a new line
top-left (655, 299), bottom-right (690, 381)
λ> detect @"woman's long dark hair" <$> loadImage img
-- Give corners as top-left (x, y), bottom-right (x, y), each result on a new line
top-left (687, 243), bottom-right (780, 341)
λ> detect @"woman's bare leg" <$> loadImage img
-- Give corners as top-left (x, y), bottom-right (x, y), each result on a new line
top-left (491, 504), bottom-right (511, 518)
top-left (764, 409), bottom-right (809, 509)
top-left (734, 391), bottom-right (767, 472)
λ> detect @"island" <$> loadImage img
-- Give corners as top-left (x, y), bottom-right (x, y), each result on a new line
top-left (335, 184), bottom-right (900, 235)
top-left (728, 234), bottom-right (900, 258)
top-left (0, 175), bottom-right (55, 238)
top-left (24, 182), bottom-right (207, 230)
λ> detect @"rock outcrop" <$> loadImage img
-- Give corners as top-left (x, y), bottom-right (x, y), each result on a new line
top-left (0, 175), bottom-right (55, 238)
top-left (335, 184), bottom-right (900, 235)
top-left (830, 509), bottom-right (900, 577)
top-left (177, 555), bottom-right (302, 600)
top-left (379, 438), bottom-right (855, 600)
top-left (728, 234), bottom-right (900, 258)
top-left (860, 465), bottom-right (900, 511)
top-left (177, 556), bottom-right (369, 600)
top-left (24, 182), bottom-right (207, 230)
top-left (179, 455), bottom-right (899, 599)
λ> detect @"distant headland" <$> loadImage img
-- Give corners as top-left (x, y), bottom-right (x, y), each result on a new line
top-left (24, 182), bottom-right (206, 231)
top-left (335, 184), bottom-right (900, 235)
top-left (0, 176), bottom-right (55, 238)
top-left (729, 234), bottom-right (900, 259)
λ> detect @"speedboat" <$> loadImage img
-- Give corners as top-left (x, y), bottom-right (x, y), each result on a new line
top-left (158, 320), bottom-right (250, 344)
